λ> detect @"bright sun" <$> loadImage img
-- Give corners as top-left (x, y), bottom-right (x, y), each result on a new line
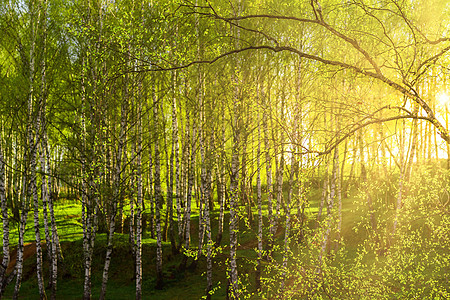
top-left (437, 91), bottom-right (450, 107)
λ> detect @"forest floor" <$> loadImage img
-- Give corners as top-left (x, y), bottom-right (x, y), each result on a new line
top-left (2, 200), bottom-right (288, 299)
top-left (2, 181), bottom-right (448, 299)
top-left (6, 242), bottom-right (40, 275)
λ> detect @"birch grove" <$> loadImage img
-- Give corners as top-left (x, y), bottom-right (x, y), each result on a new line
top-left (0, 0), bottom-right (449, 299)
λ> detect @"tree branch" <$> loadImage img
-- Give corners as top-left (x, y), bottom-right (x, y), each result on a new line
top-left (317, 114), bottom-right (434, 156)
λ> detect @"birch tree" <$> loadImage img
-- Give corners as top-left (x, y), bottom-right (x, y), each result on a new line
top-left (0, 143), bottom-right (10, 296)
top-left (153, 80), bottom-right (164, 289)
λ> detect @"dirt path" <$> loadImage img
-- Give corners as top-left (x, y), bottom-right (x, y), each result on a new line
top-left (6, 242), bottom-right (40, 274)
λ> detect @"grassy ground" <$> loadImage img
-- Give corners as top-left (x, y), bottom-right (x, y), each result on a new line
top-left (1, 199), bottom-right (260, 299)
top-left (1, 176), bottom-right (449, 298)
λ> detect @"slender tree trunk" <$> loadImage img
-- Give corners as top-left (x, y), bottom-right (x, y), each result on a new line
top-left (318, 112), bottom-right (332, 269)
top-left (255, 78), bottom-right (263, 292)
top-left (241, 133), bottom-right (252, 225)
top-left (203, 143), bottom-right (213, 298)
top-left (317, 139), bottom-right (328, 226)
top-left (43, 135), bottom-right (61, 296)
top-left (0, 144), bottom-right (10, 296)
top-left (148, 143), bottom-right (154, 239)
top-left (263, 82), bottom-right (275, 259)
top-left (39, 0), bottom-right (58, 294)
top-left (178, 87), bottom-right (190, 250)
top-left (181, 107), bottom-right (195, 270)
top-left (406, 103), bottom-right (419, 181)
top-left (204, 194), bottom-right (213, 298)
top-left (393, 119), bottom-right (406, 234)
top-left (228, 9), bottom-right (242, 294)
top-left (168, 71), bottom-right (178, 255)
top-left (81, 55), bottom-right (92, 300)
top-left (173, 79), bottom-right (182, 251)
top-left (15, 2), bottom-right (46, 296)
top-left (340, 139), bottom-right (348, 197)
top-left (281, 145), bottom-right (296, 293)
top-left (276, 96), bottom-right (285, 226)
top-left (135, 69), bottom-right (143, 300)
top-left (33, 1), bottom-right (46, 297)
top-left (228, 39), bottom-right (241, 300)
top-left (334, 144), bottom-right (342, 247)
top-left (153, 83), bottom-right (164, 290)
top-left (215, 112), bottom-right (226, 247)
top-left (229, 115), bottom-right (240, 299)
top-left (447, 106), bottom-right (450, 169)
top-left (32, 125), bottom-right (46, 300)
top-left (13, 171), bottom-right (30, 300)
top-left (193, 19), bottom-right (207, 266)
top-left (99, 54), bottom-right (129, 300)
top-left (334, 115), bottom-right (342, 249)
top-left (193, 8), bottom-right (205, 271)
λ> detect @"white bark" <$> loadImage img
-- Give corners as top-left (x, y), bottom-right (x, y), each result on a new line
top-left (153, 83), bottom-right (164, 289)
top-left (255, 94), bottom-right (263, 291)
top-left (135, 97), bottom-right (143, 300)
top-left (215, 114), bottom-right (226, 246)
top-left (229, 15), bottom-right (241, 293)
top-left (0, 144), bottom-right (10, 296)
top-left (182, 108), bottom-right (195, 269)
top-left (205, 165), bottom-right (213, 298)
top-left (12, 178), bottom-right (29, 300)
top-left (168, 73), bottom-right (178, 254)
top-left (281, 150), bottom-right (296, 292)
top-left (262, 83), bottom-right (274, 257)
top-left (80, 50), bottom-right (97, 300)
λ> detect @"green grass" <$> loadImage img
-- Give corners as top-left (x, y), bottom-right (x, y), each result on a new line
top-left (1, 176), bottom-right (449, 299)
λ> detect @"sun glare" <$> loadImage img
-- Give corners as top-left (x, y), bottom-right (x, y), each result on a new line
top-left (437, 91), bottom-right (450, 107)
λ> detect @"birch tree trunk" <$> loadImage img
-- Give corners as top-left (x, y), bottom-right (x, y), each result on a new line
top-left (40, 112), bottom-right (56, 300)
top-left (204, 163), bottom-right (213, 299)
top-left (281, 144), bottom-right (296, 293)
top-left (39, 0), bottom-right (59, 296)
top-left (12, 173), bottom-right (30, 300)
top-left (215, 110), bottom-right (226, 247)
top-left (334, 114), bottom-right (342, 249)
top-left (317, 168), bottom-right (327, 224)
top-left (173, 77), bottom-right (182, 250)
top-left (181, 107), bottom-right (195, 270)
top-left (229, 107), bottom-right (240, 299)
top-left (168, 71), bottom-right (178, 255)
top-left (33, 0), bottom-right (46, 296)
top-left (276, 96), bottom-right (286, 228)
top-left (99, 60), bottom-right (128, 300)
top-left (334, 140), bottom-right (342, 249)
top-left (0, 144), bottom-right (10, 296)
top-left (178, 85), bottom-right (189, 250)
top-left (229, 15), bottom-right (241, 295)
top-left (81, 47), bottom-right (99, 300)
top-left (14, 1), bottom-right (46, 296)
top-left (148, 139), bottom-right (154, 239)
top-left (262, 81), bottom-right (275, 259)
top-left (31, 117), bottom-right (46, 300)
top-left (255, 89), bottom-right (263, 291)
top-left (135, 68), bottom-right (143, 300)
top-left (80, 57), bottom-right (91, 300)
top-left (153, 82), bottom-right (164, 290)
top-left (318, 112), bottom-right (332, 270)
top-left (194, 12), bottom-right (205, 269)
top-left (201, 91), bottom-right (214, 298)
top-left (393, 119), bottom-right (406, 234)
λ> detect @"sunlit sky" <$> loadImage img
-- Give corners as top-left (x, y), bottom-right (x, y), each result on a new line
top-left (437, 91), bottom-right (450, 107)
